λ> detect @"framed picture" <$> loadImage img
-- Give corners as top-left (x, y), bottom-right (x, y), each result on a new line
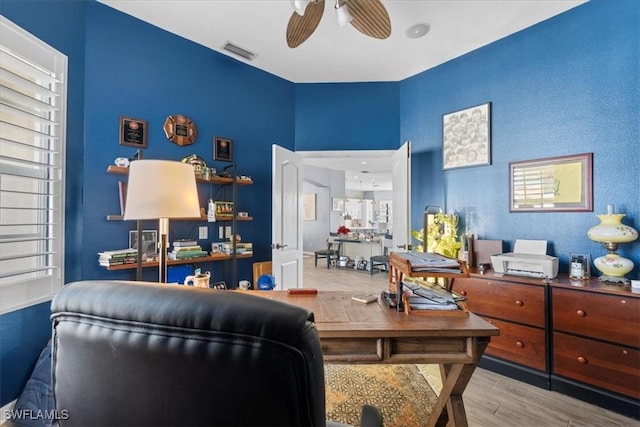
top-left (213, 137), bottom-right (233, 162)
top-left (119, 116), bottom-right (148, 148)
top-left (215, 201), bottom-right (234, 217)
top-left (442, 102), bottom-right (491, 170)
top-left (332, 198), bottom-right (344, 212)
top-left (569, 253), bottom-right (591, 280)
top-left (129, 230), bottom-right (158, 256)
top-left (303, 193), bottom-right (316, 221)
top-left (210, 281), bottom-right (227, 290)
top-left (510, 153), bottom-right (593, 212)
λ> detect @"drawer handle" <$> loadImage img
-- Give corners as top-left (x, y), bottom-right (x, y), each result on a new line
top-left (577, 356), bottom-right (587, 364)
top-left (515, 300), bottom-right (524, 306)
top-left (576, 310), bottom-right (586, 317)
top-left (516, 341), bottom-right (524, 348)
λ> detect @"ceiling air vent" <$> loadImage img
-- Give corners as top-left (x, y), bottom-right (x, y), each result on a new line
top-left (222, 41), bottom-right (257, 61)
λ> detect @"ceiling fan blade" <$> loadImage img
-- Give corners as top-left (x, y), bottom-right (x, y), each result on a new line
top-left (347, 0), bottom-right (391, 40)
top-left (287, 0), bottom-right (325, 48)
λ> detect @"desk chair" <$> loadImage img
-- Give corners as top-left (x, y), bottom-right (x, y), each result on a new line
top-left (370, 234), bottom-right (392, 275)
top-left (315, 238), bottom-right (342, 269)
top-left (51, 280), bottom-right (382, 427)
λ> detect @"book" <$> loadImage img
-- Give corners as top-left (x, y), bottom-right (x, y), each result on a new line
top-left (352, 294), bottom-right (378, 304)
top-left (172, 245), bottom-right (202, 252)
top-left (173, 239), bottom-right (198, 247)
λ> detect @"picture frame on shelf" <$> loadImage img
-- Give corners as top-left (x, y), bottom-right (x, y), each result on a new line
top-left (442, 102), bottom-right (491, 170)
top-left (569, 253), bottom-right (591, 280)
top-left (215, 201), bottom-right (234, 217)
top-left (213, 136), bottom-right (233, 162)
top-left (119, 116), bottom-right (148, 148)
top-left (510, 152), bottom-right (593, 212)
top-left (129, 230), bottom-right (158, 257)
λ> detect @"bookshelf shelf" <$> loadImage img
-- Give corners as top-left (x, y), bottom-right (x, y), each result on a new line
top-left (104, 252), bottom-right (253, 271)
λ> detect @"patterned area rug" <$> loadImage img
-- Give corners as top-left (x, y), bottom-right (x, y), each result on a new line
top-left (324, 364), bottom-right (439, 427)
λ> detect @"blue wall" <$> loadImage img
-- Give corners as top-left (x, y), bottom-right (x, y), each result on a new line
top-left (402, 0), bottom-right (639, 273)
top-left (1, 0), bottom-right (638, 406)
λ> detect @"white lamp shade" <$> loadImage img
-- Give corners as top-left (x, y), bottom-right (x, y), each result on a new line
top-left (124, 160), bottom-right (201, 220)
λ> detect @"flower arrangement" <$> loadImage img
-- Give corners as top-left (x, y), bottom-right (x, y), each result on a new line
top-left (337, 225), bottom-right (351, 235)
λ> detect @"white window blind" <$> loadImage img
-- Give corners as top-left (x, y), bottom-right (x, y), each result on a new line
top-left (0, 16), bottom-right (67, 314)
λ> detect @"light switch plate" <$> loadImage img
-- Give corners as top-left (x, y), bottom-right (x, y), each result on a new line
top-left (199, 226), bottom-right (208, 239)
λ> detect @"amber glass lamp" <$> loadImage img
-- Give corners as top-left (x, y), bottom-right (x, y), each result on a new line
top-left (587, 205), bottom-right (638, 284)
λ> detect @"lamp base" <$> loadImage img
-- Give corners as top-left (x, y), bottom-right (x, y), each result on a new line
top-left (597, 274), bottom-right (630, 285)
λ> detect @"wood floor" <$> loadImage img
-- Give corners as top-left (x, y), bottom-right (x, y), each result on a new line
top-left (302, 255), bottom-right (640, 427)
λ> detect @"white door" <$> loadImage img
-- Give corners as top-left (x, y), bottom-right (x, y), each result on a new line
top-left (272, 145), bottom-right (303, 290)
top-left (392, 141), bottom-right (411, 252)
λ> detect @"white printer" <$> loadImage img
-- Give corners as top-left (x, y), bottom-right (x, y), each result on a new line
top-left (491, 239), bottom-right (559, 279)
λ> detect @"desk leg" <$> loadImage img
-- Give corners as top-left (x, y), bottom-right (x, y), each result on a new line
top-left (427, 340), bottom-right (489, 427)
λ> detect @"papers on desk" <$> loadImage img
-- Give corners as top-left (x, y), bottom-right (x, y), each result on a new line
top-left (401, 281), bottom-right (460, 311)
top-left (395, 252), bottom-right (462, 272)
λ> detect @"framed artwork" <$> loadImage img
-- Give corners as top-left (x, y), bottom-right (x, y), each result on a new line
top-left (510, 153), bottom-right (593, 212)
top-left (442, 102), bottom-right (491, 170)
top-left (332, 198), bottom-right (345, 212)
top-left (303, 193), bottom-right (316, 221)
top-left (119, 116), bottom-right (148, 148)
top-left (129, 230), bottom-right (158, 256)
top-left (213, 137), bottom-right (233, 162)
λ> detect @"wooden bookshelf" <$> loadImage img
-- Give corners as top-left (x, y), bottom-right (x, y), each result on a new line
top-left (104, 252), bottom-right (253, 271)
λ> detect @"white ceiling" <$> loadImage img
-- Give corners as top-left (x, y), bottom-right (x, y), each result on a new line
top-left (97, 0), bottom-right (586, 189)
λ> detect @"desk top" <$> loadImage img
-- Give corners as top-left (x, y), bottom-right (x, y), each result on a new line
top-left (250, 291), bottom-right (499, 339)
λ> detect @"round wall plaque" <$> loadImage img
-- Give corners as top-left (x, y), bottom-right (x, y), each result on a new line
top-left (163, 114), bottom-right (197, 146)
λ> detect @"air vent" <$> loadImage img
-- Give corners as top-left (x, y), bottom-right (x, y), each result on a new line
top-left (222, 41), bottom-right (257, 61)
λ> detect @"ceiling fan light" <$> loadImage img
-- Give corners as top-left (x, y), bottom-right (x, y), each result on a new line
top-left (291, 0), bottom-right (310, 16)
top-left (335, 2), bottom-right (353, 27)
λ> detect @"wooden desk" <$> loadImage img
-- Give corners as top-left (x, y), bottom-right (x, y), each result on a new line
top-left (255, 291), bottom-right (499, 427)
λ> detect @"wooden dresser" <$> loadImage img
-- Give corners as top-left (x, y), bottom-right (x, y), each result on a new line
top-left (550, 277), bottom-right (639, 417)
top-left (453, 273), bottom-right (549, 388)
top-left (452, 271), bottom-right (640, 418)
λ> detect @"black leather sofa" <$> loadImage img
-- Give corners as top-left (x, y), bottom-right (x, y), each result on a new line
top-left (51, 281), bottom-right (381, 426)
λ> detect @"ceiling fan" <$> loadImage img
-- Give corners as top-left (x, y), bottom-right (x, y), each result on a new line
top-left (286, 0), bottom-right (391, 48)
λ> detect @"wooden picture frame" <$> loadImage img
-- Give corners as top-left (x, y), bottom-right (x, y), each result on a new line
top-left (442, 102), bottom-right (491, 170)
top-left (213, 136), bottom-right (233, 162)
top-left (119, 116), bottom-right (148, 148)
top-left (163, 114), bottom-right (197, 146)
top-left (510, 153), bottom-right (593, 212)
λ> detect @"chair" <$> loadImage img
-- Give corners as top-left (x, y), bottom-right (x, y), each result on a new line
top-left (51, 280), bottom-right (382, 427)
top-left (315, 238), bottom-right (342, 269)
top-left (370, 234), bottom-right (392, 275)
top-left (252, 260), bottom-right (272, 288)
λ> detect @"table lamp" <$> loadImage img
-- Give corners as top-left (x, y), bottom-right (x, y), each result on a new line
top-left (587, 204), bottom-right (638, 284)
top-left (124, 160), bottom-right (201, 282)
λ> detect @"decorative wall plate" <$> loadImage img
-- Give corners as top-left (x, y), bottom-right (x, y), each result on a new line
top-left (163, 114), bottom-right (197, 146)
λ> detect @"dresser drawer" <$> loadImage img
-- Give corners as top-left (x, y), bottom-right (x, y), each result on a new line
top-left (483, 317), bottom-right (546, 371)
top-left (552, 288), bottom-right (640, 347)
top-left (455, 278), bottom-right (545, 327)
top-left (553, 332), bottom-right (640, 399)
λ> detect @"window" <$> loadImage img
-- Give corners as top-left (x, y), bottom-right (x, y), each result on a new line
top-left (0, 16), bottom-right (67, 314)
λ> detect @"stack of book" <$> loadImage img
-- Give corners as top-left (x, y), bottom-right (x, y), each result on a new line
top-left (168, 240), bottom-right (208, 260)
top-left (98, 249), bottom-right (138, 266)
top-left (221, 242), bottom-right (253, 255)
